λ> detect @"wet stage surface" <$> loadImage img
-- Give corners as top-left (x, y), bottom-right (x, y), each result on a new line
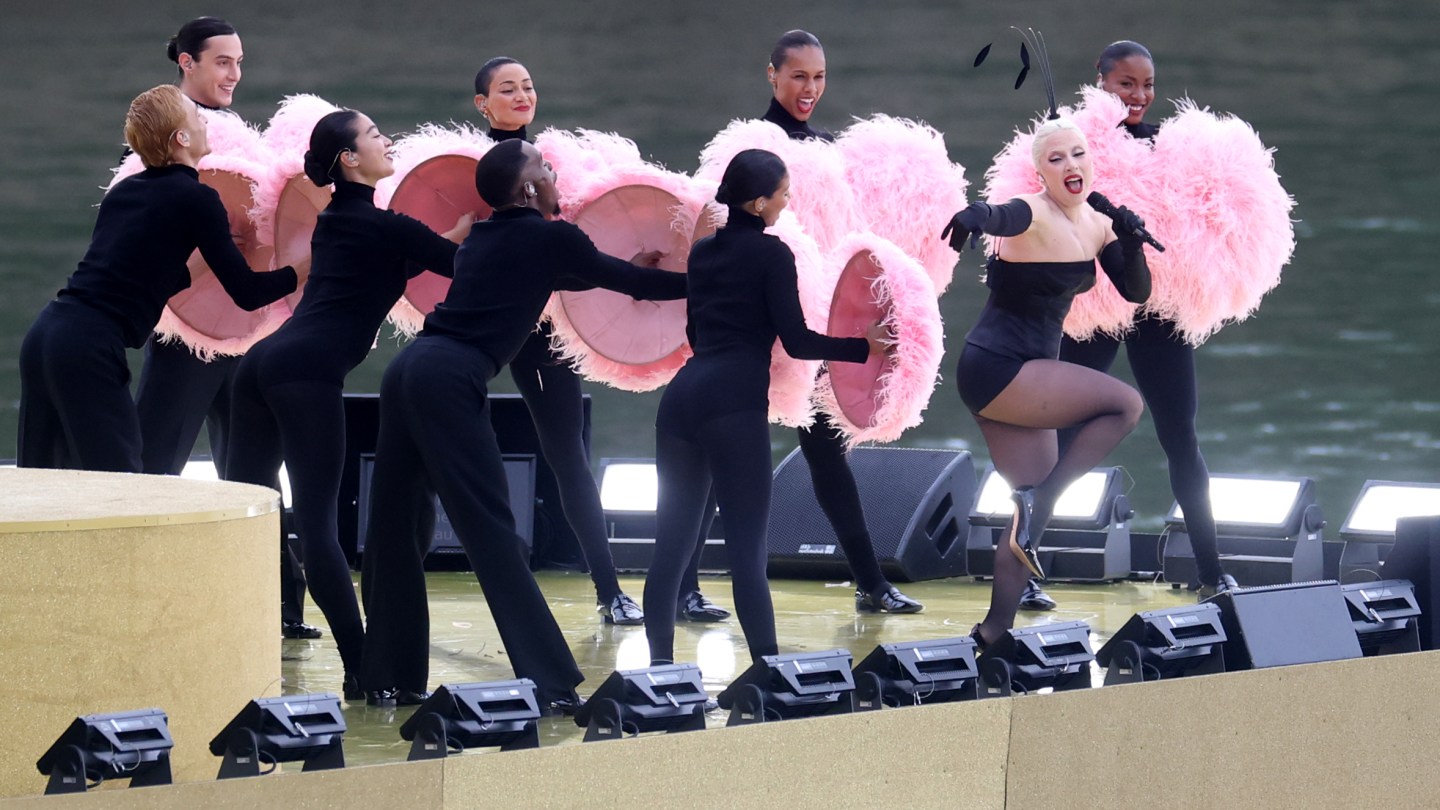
top-left (283, 570), bottom-right (1197, 766)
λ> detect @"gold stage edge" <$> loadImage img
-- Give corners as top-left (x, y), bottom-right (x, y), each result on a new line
top-left (7, 650), bottom-right (1440, 808)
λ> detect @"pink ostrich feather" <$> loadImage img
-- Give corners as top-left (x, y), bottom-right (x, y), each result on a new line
top-left (540, 164), bottom-right (707, 392)
top-left (983, 86), bottom-right (1159, 340)
top-left (252, 95), bottom-right (341, 248)
top-left (697, 119), bottom-right (863, 255)
top-left (814, 232), bottom-right (944, 447)
top-left (199, 108), bottom-right (266, 161)
top-left (763, 210), bottom-right (830, 427)
top-left (835, 115), bottom-right (967, 294)
top-left (1145, 101), bottom-right (1296, 344)
top-left (535, 128), bottom-right (647, 213)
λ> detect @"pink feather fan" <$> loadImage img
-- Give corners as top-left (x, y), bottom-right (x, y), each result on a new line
top-left (835, 115), bottom-right (967, 294)
top-left (542, 160), bottom-right (708, 393)
top-left (814, 232), bottom-right (944, 447)
top-left (1145, 101), bottom-right (1296, 343)
top-left (377, 123), bottom-right (495, 335)
top-left (696, 119), bottom-right (863, 255)
top-left (983, 86), bottom-right (1159, 341)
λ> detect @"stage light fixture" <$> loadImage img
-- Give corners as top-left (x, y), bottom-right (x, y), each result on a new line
top-left (977, 620), bottom-right (1095, 698)
top-left (598, 457), bottom-right (659, 546)
top-left (209, 693), bottom-right (346, 778)
top-left (718, 649), bottom-right (855, 726)
top-left (574, 664), bottom-right (709, 741)
top-left (36, 708), bottom-right (173, 795)
top-left (1338, 480), bottom-right (1440, 582)
top-left (1340, 579), bottom-right (1422, 656)
top-left (180, 456), bottom-right (293, 509)
top-left (400, 679), bottom-right (541, 759)
top-left (968, 467), bottom-right (1132, 581)
top-left (1163, 473), bottom-right (1324, 586)
top-left (851, 636), bottom-right (980, 710)
top-left (1096, 603), bottom-right (1227, 686)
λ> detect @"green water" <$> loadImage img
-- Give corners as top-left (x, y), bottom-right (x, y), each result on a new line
top-left (1, 1), bottom-right (1436, 529)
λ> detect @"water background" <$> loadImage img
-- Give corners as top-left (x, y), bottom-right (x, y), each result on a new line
top-left (1, 0), bottom-right (1435, 530)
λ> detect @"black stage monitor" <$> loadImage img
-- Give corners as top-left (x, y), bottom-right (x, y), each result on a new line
top-left (979, 620), bottom-right (1094, 697)
top-left (401, 679), bottom-right (541, 759)
top-left (1097, 603), bottom-right (1226, 685)
top-left (575, 664), bottom-right (709, 741)
top-left (209, 693), bottom-right (346, 778)
top-left (851, 636), bottom-right (980, 710)
top-left (718, 650), bottom-right (855, 726)
top-left (1340, 579), bottom-right (1422, 656)
top-left (1380, 515), bottom-right (1440, 650)
top-left (36, 709), bottom-right (173, 794)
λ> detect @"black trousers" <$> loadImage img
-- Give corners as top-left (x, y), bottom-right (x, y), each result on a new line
top-left (680, 413), bottom-right (889, 596)
top-left (508, 329), bottom-right (622, 602)
top-left (1059, 316), bottom-right (1223, 585)
top-left (360, 337), bottom-right (583, 700)
top-left (135, 336), bottom-right (309, 624)
top-left (646, 409), bottom-right (778, 664)
top-left (18, 301), bottom-right (141, 472)
top-left (226, 361), bottom-right (364, 674)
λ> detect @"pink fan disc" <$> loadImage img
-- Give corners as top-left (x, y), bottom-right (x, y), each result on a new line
top-left (272, 174), bottom-right (332, 311)
top-left (559, 185), bottom-right (691, 365)
top-left (389, 154), bottom-right (491, 316)
top-left (171, 169), bottom-right (277, 341)
top-left (826, 249), bottom-right (892, 428)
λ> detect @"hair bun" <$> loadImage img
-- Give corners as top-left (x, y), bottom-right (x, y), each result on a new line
top-left (301, 150), bottom-right (329, 186)
top-left (166, 36), bottom-right (180, 63)
top-left (714, 184), bottom-right (732, 206)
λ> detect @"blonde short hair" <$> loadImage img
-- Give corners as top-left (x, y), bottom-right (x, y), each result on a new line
top-left (124, 85), bottom-right (190, 169)
top-left (1030, 117), bottom-right (1086, 168)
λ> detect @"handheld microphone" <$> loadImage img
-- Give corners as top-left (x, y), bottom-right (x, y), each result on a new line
top-left (1086, 191), bottom-right (1165, 253)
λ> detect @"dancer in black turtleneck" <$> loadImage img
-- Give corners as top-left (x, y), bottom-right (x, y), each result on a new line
top-left (359, 139), bottom-right (685, 708)
top-left (471, 57), bottom-right (646, 625)
top-left (19, 85), bottom-right (296, 472)
top-left (224, 110), bottom-right (467, 699)
top-left (645, 149), bottom-right (883, 666)
top-left (678, 31), bottom-right (927, 620)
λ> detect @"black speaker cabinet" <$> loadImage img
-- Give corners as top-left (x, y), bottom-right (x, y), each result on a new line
top-left (340, 393), bottom-right (589, 569)
top-left (765, 447), bottom-right (975, 582)
top-left (1213, 580), bottom-right (1362, 670)
top-left (1381, 515), bottom-right (1440, 650)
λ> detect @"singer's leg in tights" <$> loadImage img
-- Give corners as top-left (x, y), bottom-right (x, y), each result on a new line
top-left (972, 360), bottom-right (1143, 644)
top-left (1125, 318), bottom-right (1223, 586)
top-left (796, 415), bottom-right (887, 595)
top-left (227, 378), bottom-right (364, 675)
top-left (509, 333), bottom-right (623, 603)
top-left (648, 410), bottom-right (777, 664)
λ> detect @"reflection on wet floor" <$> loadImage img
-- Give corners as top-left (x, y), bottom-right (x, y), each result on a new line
top-left (283, 570), bottom-right (1197, 766)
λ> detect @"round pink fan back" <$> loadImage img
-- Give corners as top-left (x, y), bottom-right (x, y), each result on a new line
top-left (559, 185), bottom-right (690, 365)
top-left (172, 169), bottom-right (277, 341)
top-left (826, 249), bottom-right (890, 428)
top-left (272, 173), bottom-right (331, 310)
top-left (388, 154), bottom-right (490, 315)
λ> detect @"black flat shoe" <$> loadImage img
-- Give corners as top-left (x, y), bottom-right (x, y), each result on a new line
top-left (342, 673), bottom-right (365, 703)
top-left (542, 692), bottom-right (586, 717)
top-left (1018, 578), bottom-right (1057, 611)
top-left (600, 593), bottom-right (645, 625)
top-left (1008, 487), bottom-right (1045, 580)
top-left (678, 590), bottom-right (731, 622)
top-left (282, 621), bottom-right (323, 640)
top-left (855, 586), bottom-right (925, 614)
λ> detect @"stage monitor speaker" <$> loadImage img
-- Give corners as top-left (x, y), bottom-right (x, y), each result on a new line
top-left (1213, 580), bottom-right (1362, 670)
top-left (1380, 515), bottom-right (1440, 650)
top-left (355, 453), bottom-right (536, 563)
top-left (765, 447), bottom-right (975, 582)
top-left (341, 393), bottom-right (589, 569)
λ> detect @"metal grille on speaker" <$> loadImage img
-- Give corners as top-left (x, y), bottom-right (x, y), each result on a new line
top-left (765, 447), bottom-right (975, 582)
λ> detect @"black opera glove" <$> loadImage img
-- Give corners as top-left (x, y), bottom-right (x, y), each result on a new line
top-left (940, 203), bottom-right (989, 253)
top-left (1109, 204), bottom-right (1148, 252)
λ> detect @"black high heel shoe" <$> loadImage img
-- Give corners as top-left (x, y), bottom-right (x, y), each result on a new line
top-left (1008, 487), bottom-right (1045, 580)
top-left (969, 623), bottom-right (990, 655)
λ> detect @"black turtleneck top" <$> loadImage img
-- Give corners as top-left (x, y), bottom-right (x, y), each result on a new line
top-left (488, 126), bottom-right (528, 143)
top-left (762, 97), bottom-right (834, 143)
top-left (250, 180), bottom-right (457, 387)
top-left (56, 163), bottom-right (297, 348)
top-left (1123, 120), bottom-right (1160, 141)
top-left (658, 209), bottom-right (868, 430)
top-left (422, 207), bottom-right (686, 374)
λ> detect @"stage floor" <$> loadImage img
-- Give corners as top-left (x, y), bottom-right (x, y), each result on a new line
top-left (282, 570), bottom-right (1198, 766)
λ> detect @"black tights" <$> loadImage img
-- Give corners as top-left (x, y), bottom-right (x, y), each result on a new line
top-left (226, 377), bottom-right (364, 675)
top-left (646, 410), bottom-right (777, 664)
top-left (678, 414), bottom-right (889, 596)
top-left (509, 332), bottom-right (622, 602)
top-left (970, 357), bottom-right (1143, 644)
top-left (1059, 317), bottom-right (1222, 585)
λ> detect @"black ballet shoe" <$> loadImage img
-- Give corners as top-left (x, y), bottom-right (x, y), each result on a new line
top-left (1018, 578), bottom-right (1058, 611)
top-left (541, 691), bottom-right (586, 718)
top-left (600, 593), bottom-right (645, 625)
top-left (677, 590), bottom-right (731, 622)
top-left (342, 673), bottom-right (365, 703)
top-left (282, 621), bottom-right (323, 640)
top-left (1008, 487), bottom-right (1045, 580)
top-left (855, 586), bottom-right (925, 614)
